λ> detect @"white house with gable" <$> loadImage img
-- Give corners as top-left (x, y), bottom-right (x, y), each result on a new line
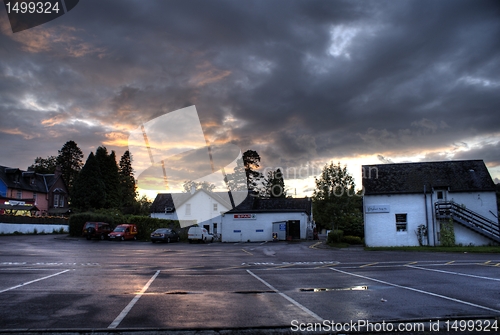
top-left (150, 189), bottom-right (234, 235)
top-left (362, 160), bottom-right (499, 247)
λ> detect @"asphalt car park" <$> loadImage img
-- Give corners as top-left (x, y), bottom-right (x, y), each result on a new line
top-left (0, 235), bottom-right (499, 333)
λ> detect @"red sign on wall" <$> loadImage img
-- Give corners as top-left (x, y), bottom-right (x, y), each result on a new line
top-left (233, 214), bottom-right (256, 219)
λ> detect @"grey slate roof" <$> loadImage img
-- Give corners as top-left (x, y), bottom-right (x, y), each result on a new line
top-left (151, 190), bottom-right (312, 215)
top-left (362, 160), bottom-right (496, 195)
top-left (229, 196), bottom-right (312, 215)
top-left (0, 165), bottom-right (63, 194)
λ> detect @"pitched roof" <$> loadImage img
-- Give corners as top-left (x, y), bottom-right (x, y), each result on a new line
top-left (229, 194), bottom-right (312, 215)
top-left (151, 190), bottom-right (312, 215)
top-left (362, 160), bottom-right (496, 195)
top-left (150, 190), bottom-right (237, 213)
top-left (0, 165), bottom-right (61, 194)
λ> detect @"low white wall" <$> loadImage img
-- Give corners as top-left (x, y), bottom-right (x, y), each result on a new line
top-left (0, 223), bottom-right (68, 234)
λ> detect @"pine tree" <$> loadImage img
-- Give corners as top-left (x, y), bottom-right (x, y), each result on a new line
top-left (242, 150), bottom-right (262, 191)
top-left (262, 168), bottom-right (287, 198)
top-left (95, 146), bottom-right (121, 209)
top-left (71, 152), bottom-right (105, 211)
top-left (119, 150), bottom-right (137, 208)
top-left (56, 140), bottom-right (83, 191)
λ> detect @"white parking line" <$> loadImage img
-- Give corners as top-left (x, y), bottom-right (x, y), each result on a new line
top-left (406, 265), bottom-right (500, 281)
top-left (0, 270), bottom-right (70, 294)
top-left (108, 270), bottom-right (160, 329)
top-left (246, 270), bottom-right (323, 322)
top-left (329, 268), bottom-right (500, 314)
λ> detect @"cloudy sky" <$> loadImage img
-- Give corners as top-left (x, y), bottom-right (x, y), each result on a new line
top-left (1, 0), bottom-right (499, 197)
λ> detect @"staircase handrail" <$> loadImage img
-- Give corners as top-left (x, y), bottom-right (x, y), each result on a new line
top-left (435, 201), bottom-right (500, 238)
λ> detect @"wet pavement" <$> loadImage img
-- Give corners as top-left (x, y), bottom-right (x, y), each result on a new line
top-left (0, 235), bottom-right (499, 334)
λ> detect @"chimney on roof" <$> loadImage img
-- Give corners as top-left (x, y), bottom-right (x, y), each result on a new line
top-left (55, 165), bottom-right (62, 177)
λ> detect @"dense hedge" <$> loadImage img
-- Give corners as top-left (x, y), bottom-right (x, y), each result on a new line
top-left (0, 215), bottom-right (69, 225)
top-left (341, 235), bottom-right (363, 245)
top-left (327, 229), bottom-right (343, 244)
top-left (68, 212), bottom-right (121, 237)
top-left (69, 212), bottom-right (181, 241)
top-left (127, 215), bottom-right (180, 241)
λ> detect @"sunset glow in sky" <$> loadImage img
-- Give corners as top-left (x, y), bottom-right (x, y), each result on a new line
top-left (1, 0), bottom-right (499, 199)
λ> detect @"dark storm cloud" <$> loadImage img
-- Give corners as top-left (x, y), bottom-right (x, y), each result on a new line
top-left (0, 0), bottom-right (499, 181)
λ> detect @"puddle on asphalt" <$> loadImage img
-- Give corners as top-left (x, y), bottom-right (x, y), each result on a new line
top-left (164, 291), bottom-right (201, 294)
top-left (233, 290), bottom-right (275, 294)
top-left (300, 285), bottom-right (368, 292)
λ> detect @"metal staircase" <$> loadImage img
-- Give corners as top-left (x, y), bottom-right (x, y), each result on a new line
top-left (435, 201), bottom-right (500, 243)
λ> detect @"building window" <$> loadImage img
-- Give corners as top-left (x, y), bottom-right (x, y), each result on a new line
top-left (395, 213), bottom-right (407, 232)
top-left (213, 203), bottom-right (218, 212)
top-left (16, 190), bottom-right (22, 199)
top-left (54, 194), bottom-right (60, 208)
top-left (185, 203), bottom-right (191, 216)
top-left (33, 193), bottom-right (37, 203)
top-left (437, 191), bottom-right (443, 200)
top-left (59, 195), bottom-right (64, 207)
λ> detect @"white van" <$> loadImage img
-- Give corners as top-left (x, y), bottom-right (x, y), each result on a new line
top-left (188, 226), bottom-right (213, 243)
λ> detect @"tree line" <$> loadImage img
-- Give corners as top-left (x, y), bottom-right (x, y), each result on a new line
top-left (29, 140), bottom-right (149, 215)
top-left (31, 143), bottom-right (365, 235)
top-left (182, 149), bottom-right (289, 199)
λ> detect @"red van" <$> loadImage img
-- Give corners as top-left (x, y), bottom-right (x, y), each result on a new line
top-left (82, 222), bottom-right (112, 240)
top-left (108, 224), bottom-right (138, 241)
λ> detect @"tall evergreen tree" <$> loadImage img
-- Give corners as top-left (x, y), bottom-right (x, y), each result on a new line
top-left (262, 168), bottom-right (287, 198)
top-left (56, 140), bottom-right (83, 191)
top-left (242, 150), bottom-right (262, 191)
top-left (119, 150), bottom-right (137, 208)
top-left (71, 152), bottom-right (105, 211)
top-left (95, 146), bottom-right (121, 209)
top-left (29, 156), bottom-right (57, 174)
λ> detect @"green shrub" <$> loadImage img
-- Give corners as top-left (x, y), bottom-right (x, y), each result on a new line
top-left (68, 212), bottom-right (119, 237)
top-left (327, 229), bottom-right (343, 244)
top-left (126, 215), bottom-right (180, 241)
top-left (342, 235), bottom-right (363, 245)
top-left (440, 220), bottom-right (455, 247)
top-left (68, 212), bottom-right (181, 240)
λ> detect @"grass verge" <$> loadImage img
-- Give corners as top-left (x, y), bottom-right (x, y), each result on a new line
top-left (365, 245), bottom-right (500, 253)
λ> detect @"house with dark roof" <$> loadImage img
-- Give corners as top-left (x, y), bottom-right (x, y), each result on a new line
top-left (150, 189), bottom-right (314, 242)
top-left (362, 160), bottom-right (499, 247)
top-left (0, 165), bottom-right (70, 216)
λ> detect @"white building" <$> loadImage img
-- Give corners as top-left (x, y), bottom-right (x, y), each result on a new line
top-left (150, 189), bottom-right (234, 234)
top-left (220, 195), bottom-right (313, 242)
top-left (151, 190), bottom-right (314, 242)
top-left (363, 160), bottom-right (499, 247)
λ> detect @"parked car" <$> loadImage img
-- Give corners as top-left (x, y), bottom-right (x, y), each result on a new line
top-left (82, 222), bottom-right (112, 240)
top-left (108, 224), bottom-right (138, 241)
top-left (187, 226), bottom-right (213, 243)
top-left (150, 228), bottom-right (180, 243)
